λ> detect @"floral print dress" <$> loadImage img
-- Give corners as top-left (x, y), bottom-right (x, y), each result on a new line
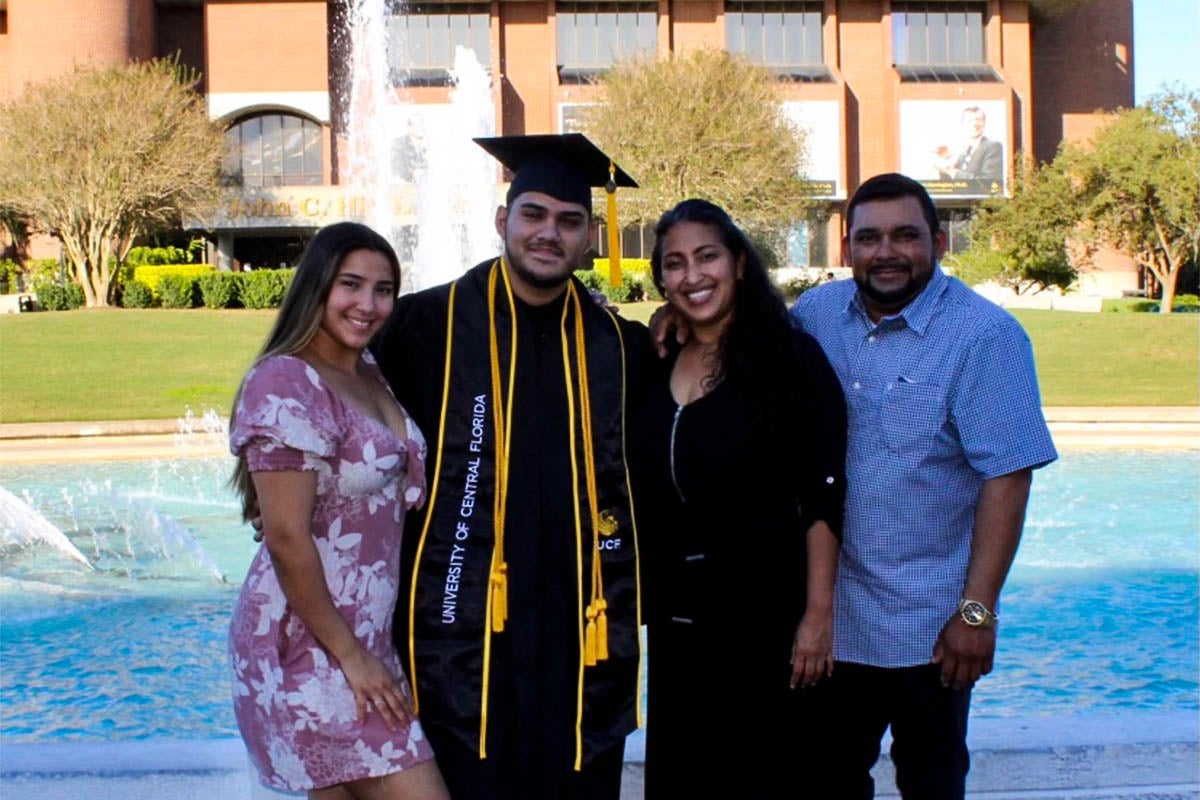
top-left (228, 353), bottom-right (433, 791)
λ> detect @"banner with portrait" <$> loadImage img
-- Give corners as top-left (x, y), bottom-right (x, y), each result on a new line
top-left (898, 99), bottom-right (1008, 198)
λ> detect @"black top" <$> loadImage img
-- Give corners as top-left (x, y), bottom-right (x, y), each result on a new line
top-left (630, 327), bottom-right (848, 797)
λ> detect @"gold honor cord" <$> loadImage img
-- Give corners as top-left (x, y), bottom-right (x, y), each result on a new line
top-left (408, 281), bottom-right (461, 716)
top-left (479, 259), bottom-right (519, 758)
top-left (605, 313), bottom-right (647, 731)
top-left (573, 288), bottom-right (610, 667)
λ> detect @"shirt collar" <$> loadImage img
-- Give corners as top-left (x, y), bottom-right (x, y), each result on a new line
top-left (848, 265), bottom-right (948, 335)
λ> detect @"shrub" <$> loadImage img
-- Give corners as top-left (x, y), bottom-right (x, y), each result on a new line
top-left (578, 265), bottom-right (646, 304)
top-left (942, 247), bottom-right (1006, 288)
top-left (157, 274), bottom-right (198, 308)
top-left (32, 280), bottom-right (85, 311)
top-left (0, 259), bottom-right (24, 293)
top-left (240, 268), bottom-right (294, 309)
top-left (121, 279), bottom-right (157, 308)
top-left (1174, 293), bottom-right (1199, 310)
top-left (26, 258), bottom-right (61, 286)
top-left (198, 271), bottom-right (240, 309)
top-left (131, 264), bottom-right (215, 295)
top-left (775, 272), bottom-right (820, 302)
top-left (589, 258), bottom-right (655, 302)
top-left (127, 244), bottom-right (196, 267)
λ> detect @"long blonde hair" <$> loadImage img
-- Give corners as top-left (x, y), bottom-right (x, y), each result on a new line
top-left (229, 222), bottom-right (401, 520)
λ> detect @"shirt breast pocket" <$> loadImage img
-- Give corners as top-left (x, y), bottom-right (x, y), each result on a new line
top-left (880, 379), bottom-right (949, 454)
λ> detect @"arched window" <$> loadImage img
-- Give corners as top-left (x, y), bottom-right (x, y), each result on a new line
top-left (224, 113), bottom-right (324, 187)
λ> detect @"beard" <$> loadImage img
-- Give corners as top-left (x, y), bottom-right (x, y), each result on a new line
top-left (504, 239), bottom-right (577, 291)
top-left (854, 262), bottom-right (933, 308)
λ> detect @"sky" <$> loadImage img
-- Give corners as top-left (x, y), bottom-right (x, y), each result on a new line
top-left (1133, 0), bottom-right (1200, 103)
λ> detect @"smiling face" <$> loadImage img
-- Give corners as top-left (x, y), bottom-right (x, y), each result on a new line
top-left (844, 195), bottom-right (947, 321)
top-left (496, 190), bottom-right (595, 304)
top-left (312, 248), bottom-right (397, 355)
top-left (659, 220), bottom-right (744, 338)
top-left (963, 108), bottom-right (987, 139)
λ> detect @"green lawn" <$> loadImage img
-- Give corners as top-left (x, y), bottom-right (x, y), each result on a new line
top-left (0, 303), bottom-right (1196, 423)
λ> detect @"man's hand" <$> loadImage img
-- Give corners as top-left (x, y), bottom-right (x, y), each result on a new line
top-left (931, 615), bottom-right (996, 691)
top-left (247, 499), bottom-right (264, 543)
top-left (648, 302), bottom-right (689, 358)
top-left (589, 290), bottom-right (618, 313)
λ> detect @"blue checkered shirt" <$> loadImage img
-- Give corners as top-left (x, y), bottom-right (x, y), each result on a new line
top-left (790, 267), bottom-right (1058, 667)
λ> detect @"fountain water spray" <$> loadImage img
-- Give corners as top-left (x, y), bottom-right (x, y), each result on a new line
top-left (0, 486), bottom-right (92, 569)
top-left (341, 0), bottom-right (498, 293)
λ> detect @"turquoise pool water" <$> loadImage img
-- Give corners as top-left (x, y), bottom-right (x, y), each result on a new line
top-left (1, 450), bottom-right (1197, 742)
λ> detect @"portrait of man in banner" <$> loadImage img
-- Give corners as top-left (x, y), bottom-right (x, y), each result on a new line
top-left (899, 99), bottom-right (1009, 198)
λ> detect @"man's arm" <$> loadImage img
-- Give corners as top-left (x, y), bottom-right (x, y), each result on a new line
top-left (931, 467), bottom-right (1033, 689)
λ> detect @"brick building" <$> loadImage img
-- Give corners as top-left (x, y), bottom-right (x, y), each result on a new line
top-left (0, 0), bottom-right (1136, 292)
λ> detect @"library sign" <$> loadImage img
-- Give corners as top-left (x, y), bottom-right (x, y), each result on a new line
top-left (200, 187), bottom-right (417, 230)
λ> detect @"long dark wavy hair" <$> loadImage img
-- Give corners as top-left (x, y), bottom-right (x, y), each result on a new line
top-left (228, 221), bottom-right (401, 521)
top-left (649, 198), bottom-right (809, 410)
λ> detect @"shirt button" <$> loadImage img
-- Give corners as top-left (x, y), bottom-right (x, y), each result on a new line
top-left (853, 381), bottom-right (861, 390)
top-left (826, 476), bottom-right (835, 484)
top-left (868, 335), bottom-right (875, 343)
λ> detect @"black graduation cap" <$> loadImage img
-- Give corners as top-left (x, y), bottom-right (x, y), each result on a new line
top-left (473, 133), bottom-right (638, 214)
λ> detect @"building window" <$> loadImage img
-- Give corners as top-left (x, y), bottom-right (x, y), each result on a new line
top-left (892, 2), bottom-right (995, 81)
top-left (557, 2), bottom-right (657, 83)
top-left (787, 214), bottom-right (829, 267)
top-left (224, 113), bottom-right (324, 187)
top-left (726, 1), bottom-right (828, 81)
top-left (559, 102), bottom-right (596, 134)
top-left (387, 2), bottom-right (490, 85)
top-left (596, 222), bottom-right (654, 260)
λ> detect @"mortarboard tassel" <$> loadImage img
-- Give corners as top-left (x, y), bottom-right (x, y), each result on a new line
top-left (606, 163), bottom-right (621, 288)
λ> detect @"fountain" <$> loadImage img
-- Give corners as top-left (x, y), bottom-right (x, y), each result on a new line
top-left (340, 0), bottom-right (499, 293)
top-left (0, 487), bottom-right (92, 569)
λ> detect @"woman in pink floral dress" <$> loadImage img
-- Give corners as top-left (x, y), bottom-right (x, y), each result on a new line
top-left (227, 222), bottom-right (449, 799)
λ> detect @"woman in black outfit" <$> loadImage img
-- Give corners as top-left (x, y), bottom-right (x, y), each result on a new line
top-left (634, 199), bottom-right (847, 798)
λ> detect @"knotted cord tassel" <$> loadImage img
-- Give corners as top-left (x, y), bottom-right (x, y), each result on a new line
top-left (584, 603), bottom-right (598, 666)
top-left (491, 562), bottom-right (508, 632)
top-left (595, 598), bottom-right (609, 662)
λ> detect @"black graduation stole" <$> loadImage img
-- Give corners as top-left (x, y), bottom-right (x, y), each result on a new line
top-left (406, 259), bottom-right (643, 767)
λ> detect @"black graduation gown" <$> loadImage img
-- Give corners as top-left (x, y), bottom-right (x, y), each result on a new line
top-left (633, 328), bottom-right (847, 798)
top-left (372, 260), bottom-right (652, 800)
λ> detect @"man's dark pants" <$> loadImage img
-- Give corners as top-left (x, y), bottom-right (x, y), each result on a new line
top-left (812, 661), bottom-right (972, 799)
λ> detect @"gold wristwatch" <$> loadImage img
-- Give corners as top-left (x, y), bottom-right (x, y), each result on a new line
top-left (957, 598), bottom-right (998, 628)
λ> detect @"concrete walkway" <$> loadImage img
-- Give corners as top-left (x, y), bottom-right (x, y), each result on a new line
top-left (0, 407), bottom-right (1197, 463)
top-left (1, 713), bottom-right (1197, 799)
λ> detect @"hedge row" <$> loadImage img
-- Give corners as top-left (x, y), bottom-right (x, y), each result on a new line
top-left (121, 268), bottom-right (295, 309)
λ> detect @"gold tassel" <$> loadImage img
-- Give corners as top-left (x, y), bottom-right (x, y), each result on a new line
top-left (606, 162), bottom-right (621, 287)
top-left (584, 603), bottom-right (598, 667)
top-left (491, 562), bottom-right (508, 632)
top-left (595, 598), bottom-right (609, 662)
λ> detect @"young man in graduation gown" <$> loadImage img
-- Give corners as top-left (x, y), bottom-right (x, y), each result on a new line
top-left (371, 134), bottom-right (653, 800)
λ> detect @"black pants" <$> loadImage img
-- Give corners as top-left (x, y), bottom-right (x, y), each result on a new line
top-left (816, 662), bottom-right (972, 800)
top-left (425, 722), bottom-right (626, 800)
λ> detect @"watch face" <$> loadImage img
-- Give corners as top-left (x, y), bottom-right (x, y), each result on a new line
top-left (960, 600), bottom-right (991, 626)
